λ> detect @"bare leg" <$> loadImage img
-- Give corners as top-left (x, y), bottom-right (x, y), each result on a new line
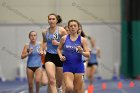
top-left (26, 67), bottom-right (34, 93)
top-left (73, 74), bottom-right (85, 93)
top-left (35, 68), bottom-right (42, 93)
top-left (63, 72), bottom-right (74, 93)
top-left (56, 67), bottom-right (63, 92)
top-left (45, 62), bottom-right (57, 93)
top-left (41, 69), bottom-right (48, 86)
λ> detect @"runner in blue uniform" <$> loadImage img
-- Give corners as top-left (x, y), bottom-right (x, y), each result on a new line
top-left (57, 19), bottom-right (90, 93)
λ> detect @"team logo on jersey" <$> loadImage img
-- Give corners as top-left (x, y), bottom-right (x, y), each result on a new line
top-left (48, 34), bottom-right (53, 40)
top-left (65, 45), bottom-right (80, 53)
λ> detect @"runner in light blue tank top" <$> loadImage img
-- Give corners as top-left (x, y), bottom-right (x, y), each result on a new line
top-left (27, 42), bottom-right (42, 67)
top-left (86, 36), bottom-right (101, 87)
top-left (21, 31), bottom-right (42, 93)
top-left (46, 26), bottom-right (61, 54)
top-left (88, 48), bottom-right (98, 65)
top-left (42, 14), bottom-right (67, 93)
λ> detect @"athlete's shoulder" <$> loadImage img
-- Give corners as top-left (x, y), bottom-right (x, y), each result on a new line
top-left (42, 28), bottom-right (48, 35)
top-left (61, 35), bottom-right (68, 43)
top-left (24, 43), bottom-right (29, 49)
top-left (59, 26), bottom-right (65, 30)
top-left (61, 35), bottom-right (68, 40)
top-left (81, 36), bottom-right (87, 41)
top-left (59, 26), bottom-right (67, 35)
top-left (25, 43), bottom-right (29, 46)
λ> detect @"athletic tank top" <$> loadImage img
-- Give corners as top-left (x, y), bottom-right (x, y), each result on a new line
top-left (45, 26), bottom-right (61, 54)
top-left (88, 48), bottom-right (98, 64)
top-left (27, 42), bottom-right (42, 67)
top-left (63, 35), bottom-right (82, 65)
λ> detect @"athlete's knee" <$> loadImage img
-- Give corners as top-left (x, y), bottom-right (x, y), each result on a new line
top-left (35, 79), bottom-right (40, 85)
top-left (74, 86), bottom-right (84, 93)
top-left (65, 85), bottom-right (73, 93)
top-left (49, 77), bottom-right (56, 86)
top-left (35, 77), bottom-right (41, 84)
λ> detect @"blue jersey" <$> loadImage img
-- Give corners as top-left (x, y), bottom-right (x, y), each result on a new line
top-left (27, 42), bottom-right (42, 67)
top-left (88, 48), bottom-right (98, 64)
top-left (46, 26), bottom-right (61, 54)
top-left (63, 35), bottom-right (83, 65)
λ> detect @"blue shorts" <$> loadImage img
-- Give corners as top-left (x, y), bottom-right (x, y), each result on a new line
top-left (63, 64), bottom-right (84, 74)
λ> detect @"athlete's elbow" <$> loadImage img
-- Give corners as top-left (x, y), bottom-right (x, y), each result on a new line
top-left (86, 53), bottom-right (90, 58)
top-left (21, 55), bottom-right (25, 59)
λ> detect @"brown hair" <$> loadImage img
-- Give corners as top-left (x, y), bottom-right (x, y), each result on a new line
top-left (29, 31), bottom-right (37, 38)
top-left (48, 13), bottom-right (62, 24)
top-left (68, 19), bottom-right (80, 28)
top-left (79, 24), bottom-right (86, 37)
top-left (68, 20), bottom-right (86, 37)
